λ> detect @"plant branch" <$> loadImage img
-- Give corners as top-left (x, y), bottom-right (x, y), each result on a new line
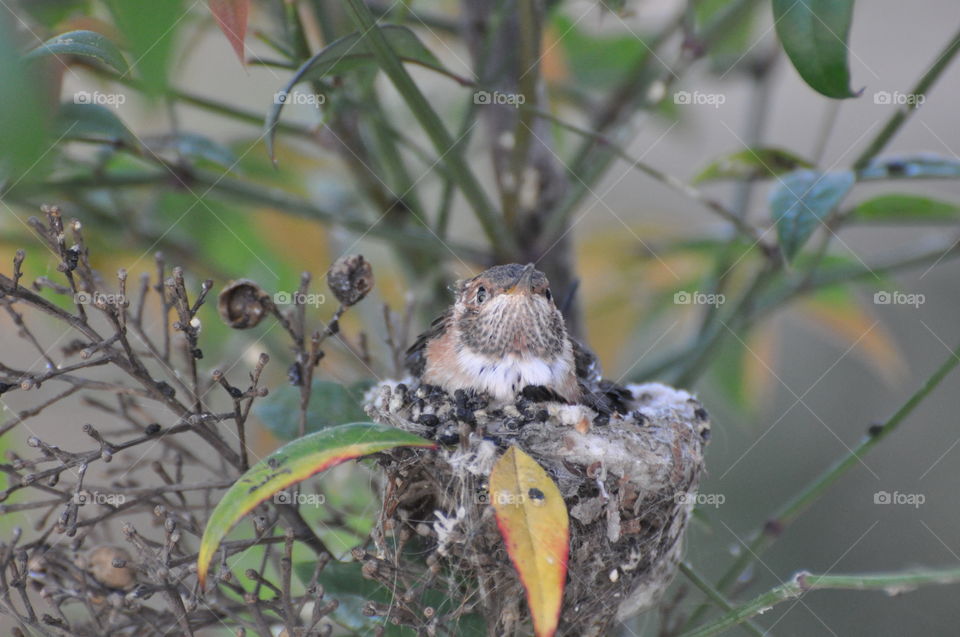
top-left (681, 567), bottom-right (960, 637)
top-left (852, 24), bottom-right (960, 170)
top-left (342, 0), bottom-right (517, 258)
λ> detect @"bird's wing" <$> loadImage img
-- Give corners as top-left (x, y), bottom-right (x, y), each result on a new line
top-left (572, 337), bottom-right (602, 386)
top-left (404, 309), bottom-right (452, 377)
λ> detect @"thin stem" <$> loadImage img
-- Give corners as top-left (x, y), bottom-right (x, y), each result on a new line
top-left (678, 563), bottom-right (767, 637)
top-left (522, 104), bottom-right (760, 241)
top-left (703, 337), bottom-right (960, 619)
top-left (852, 25), bottom-right (960, 169)
top-left (342, 0), bottom-right (517, 258)
top-left (681, 567), bottom-right (960, 637)
top-left (15, 171), bottom-right (487, 261)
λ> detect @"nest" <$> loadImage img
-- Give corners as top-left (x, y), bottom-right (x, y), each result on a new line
top-left (365, 380), bottom-right (710, 636)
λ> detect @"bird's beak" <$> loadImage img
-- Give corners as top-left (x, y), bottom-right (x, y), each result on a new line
top-left (505, 263), bottom-right (536, 296)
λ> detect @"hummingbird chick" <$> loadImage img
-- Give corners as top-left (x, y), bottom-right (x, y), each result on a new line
top-left (405, 263), bottom-right (581, 404)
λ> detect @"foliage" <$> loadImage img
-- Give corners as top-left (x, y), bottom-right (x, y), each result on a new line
top-left (2, 0), bottom-right (960, 635)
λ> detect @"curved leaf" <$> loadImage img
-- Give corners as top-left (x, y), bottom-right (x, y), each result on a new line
top-left (490, 447), bottom-right (568, 637)
top-left (694, 147), bottom-right (814, 184)
top-left (265, 25), bottom-right (453, 161)
top-left (770, 170), bottom-right (854, 262)
top-left (197, 423), bottom-right (435, 587)
top-left (207, 0), bottom-right (249, 65)
top-left (24, 29), bottom-right (128, 74)
top-left (57, 102), bottom-right (137, 147)
top-left (848, 194), bottom-right (960, 223)
top-left (773, 0), bottom-right (857, 98)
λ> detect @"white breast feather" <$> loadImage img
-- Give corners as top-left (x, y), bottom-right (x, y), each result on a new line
top-left (455, 347), bottom-right (572, 401)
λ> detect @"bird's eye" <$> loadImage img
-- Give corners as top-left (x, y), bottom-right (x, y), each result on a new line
top-left (476, 286), bottom-right (487, 303)
top-left (545, 288), bottom-right (552, 302)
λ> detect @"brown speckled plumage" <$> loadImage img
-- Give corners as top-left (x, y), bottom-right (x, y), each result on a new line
top-left (405, 263), bottom-right (581, 403)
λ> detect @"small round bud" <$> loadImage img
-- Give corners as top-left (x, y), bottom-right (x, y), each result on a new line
top-left (217, 280), bottom-right (269, 329)
top-left (326, 255), bottom-right (374, 307)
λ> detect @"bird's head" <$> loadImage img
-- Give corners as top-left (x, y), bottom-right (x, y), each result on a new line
top-left (452, 263), bottom-right (567, 359)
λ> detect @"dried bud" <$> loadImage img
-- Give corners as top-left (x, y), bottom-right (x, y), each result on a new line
top-left (217, 279), bottom-right (269, 329)
top-left (326, 255), bottom-right (374, 307)
top-left (86, 546), bottom-right (136, 590)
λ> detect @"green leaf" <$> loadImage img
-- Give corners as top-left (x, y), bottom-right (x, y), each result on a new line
top-left (24, 30), bottom-right (129, 74)
top-left (0, 14), bottom-right (53, 181)
top-left (694, 147), bottom-right (815, 183)
top-left (550, 13), bottom-right (648, 90)
top-left (859, 154), bottom-right (960, 180)
top-left (254, 379), bottom-right (374, 441)
top-left (265, 25), bottom-right (449, 161)
top-left (164, 133), bottom-right (237, 170)
top-left (197, 423), bottom-right (435, 586)
top-left (848, 194), bottom-right (960, 223)
top-left (770, 170), bottom-right (854, 262)
top-left (105, 0), bottom-right (183, 96)
top-left (56, 102), bottom-right (137, 147)
top-left (696, 0), bottom-right (760, 73)
top-left (18, 0), bottom-right (90, 27)
top-left (773, 0), bottom-right (857, 98)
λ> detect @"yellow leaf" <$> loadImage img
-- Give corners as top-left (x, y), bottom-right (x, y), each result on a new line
top-left (489, 446), bottom-right (568, 637)
top-left (742, 319), bottom-right (780, 412)
top-left (799, 294), bottom-right (907, 386)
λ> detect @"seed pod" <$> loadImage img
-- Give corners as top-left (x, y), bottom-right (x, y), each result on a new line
top-left (326, 255), bottom-right (374, 307)
top-left (85, 546), bottom-right (136, 590)
top-left (217, 279), bottom-right (270, 329)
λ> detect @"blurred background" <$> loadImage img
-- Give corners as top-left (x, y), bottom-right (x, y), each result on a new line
top-left (1, 0), bottom-right (960, 634)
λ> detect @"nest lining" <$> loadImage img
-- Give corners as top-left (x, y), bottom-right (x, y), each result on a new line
top-left (365, 380), bottom-right (709, 636)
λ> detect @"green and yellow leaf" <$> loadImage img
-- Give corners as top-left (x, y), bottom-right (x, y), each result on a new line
top-left (197, 423), bottom-right (435, 587)
top-left (489, 446), bottom-right (569, 637)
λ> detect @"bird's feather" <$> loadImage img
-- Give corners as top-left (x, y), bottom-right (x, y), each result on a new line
top-left (404, 309), bottom-right (451, 377)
